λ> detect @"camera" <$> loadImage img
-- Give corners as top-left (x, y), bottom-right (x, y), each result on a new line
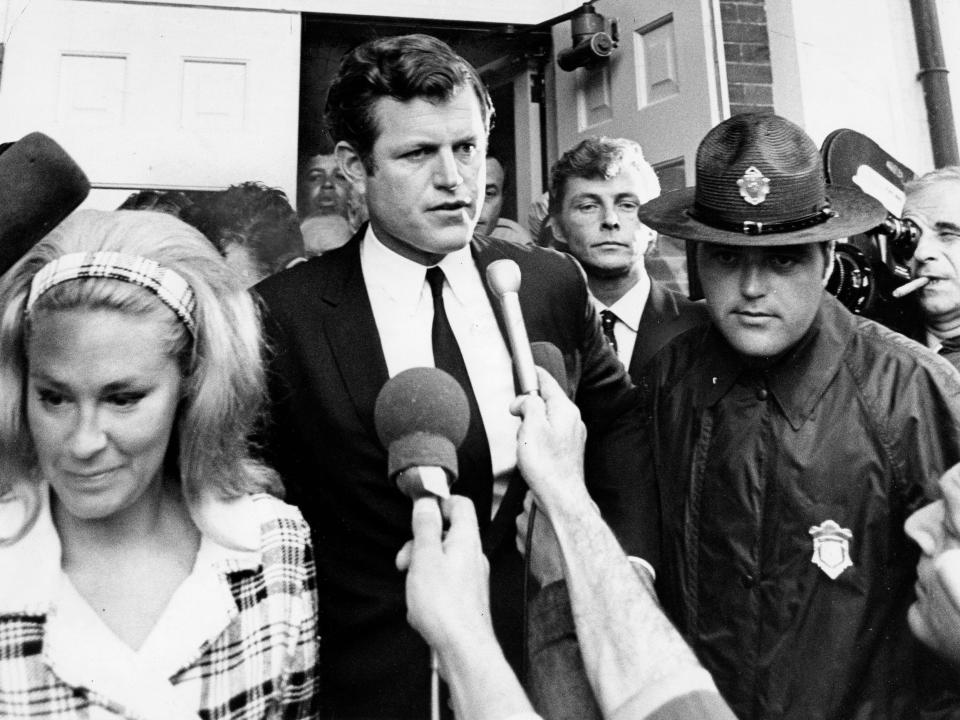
top-left (825, 214), bottom-right (921, 334)
top-left (820, 129), bottom-right (925, 337)
top-left (556, 4), bottom-right (618, 72)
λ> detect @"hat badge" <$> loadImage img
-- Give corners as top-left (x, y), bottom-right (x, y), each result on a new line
top-left (737, 166), bottom-right (770, 205)
top-left (808, 520), bottom-right (853, 580)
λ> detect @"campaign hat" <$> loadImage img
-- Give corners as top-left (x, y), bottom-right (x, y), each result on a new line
top-left (637, 113), bottom-right (887, 245)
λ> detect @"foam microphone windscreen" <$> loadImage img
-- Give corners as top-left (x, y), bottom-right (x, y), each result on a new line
top-left (531, 341), bottom-right (570, 396)
top-left (374, 367), bottom-right (470, 481)
top-left (0, 132), bottom-right (90, 277)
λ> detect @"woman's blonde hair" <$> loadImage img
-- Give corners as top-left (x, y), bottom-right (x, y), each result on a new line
top-left (0, 209), bottom-right (277, 537)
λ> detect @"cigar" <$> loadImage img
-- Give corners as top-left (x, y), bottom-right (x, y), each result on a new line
top-left (892, 276), bottom-right (930, 298)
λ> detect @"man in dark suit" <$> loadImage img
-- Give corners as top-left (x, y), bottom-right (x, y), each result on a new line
top-left (255, 34), bottom-right (647, 720)
top-left (549, 137), bottom-right (708, 380)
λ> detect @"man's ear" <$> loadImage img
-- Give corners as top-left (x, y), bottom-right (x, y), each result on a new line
top-left (336, 141), bottom-right (367, 195)
top-left (821, 240), bottom-right (837, 286)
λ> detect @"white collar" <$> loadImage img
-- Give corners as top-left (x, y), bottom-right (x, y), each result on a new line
top-left (360, 224), bottom-right (478, 310)
top-left (0, 482), bottom-right (263, 615)
top-left (592, 274), bottom-right (651, 333)
top-left (0, 482), bottom-right (267, 720)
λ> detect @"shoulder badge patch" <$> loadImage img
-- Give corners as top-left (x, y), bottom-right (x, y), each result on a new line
top-left (809, 520), bottom-right (853, 580)
top-left (738, 166), bottom-right (770, 205)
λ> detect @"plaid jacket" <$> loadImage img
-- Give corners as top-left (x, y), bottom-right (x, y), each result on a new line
top-left (0, 491), bottom-right (319, 719)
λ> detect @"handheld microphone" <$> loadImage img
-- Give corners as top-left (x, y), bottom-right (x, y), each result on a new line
top-left (530, 341), bottom-right (569, 396)
top-left (374, 367), bottom-right (471, 720)
top-left (374, 366), bottom-right (470, 500)
top-left (486, 259), bottom-right (539, 396)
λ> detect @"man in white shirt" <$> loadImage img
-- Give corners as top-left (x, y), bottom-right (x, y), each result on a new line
top-left (549, 137), bottom-right (708, 379)
top-left (255, 34), bottom-right (647, 720)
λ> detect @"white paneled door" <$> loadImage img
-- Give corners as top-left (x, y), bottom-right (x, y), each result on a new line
top-left (0, 0), bottom-right (301, 208)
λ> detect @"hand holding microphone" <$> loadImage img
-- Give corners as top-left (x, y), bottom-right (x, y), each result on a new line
top-left (396, 495), bottom-right (536, 720)
top-left (510, 367), bottom-right (590, 514)
top-left (377, 366), bottom-right (487, 719)
top-left (395, 496), bottom-right (494, 668)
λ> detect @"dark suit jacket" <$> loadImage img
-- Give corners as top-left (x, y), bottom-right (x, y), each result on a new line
top-left (255, 229), bottom-right (647, 719)
top-left (627, 280), bottom-right (711, 381)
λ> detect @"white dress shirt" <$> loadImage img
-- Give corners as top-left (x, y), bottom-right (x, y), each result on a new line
top-left (360, 226), bottom-right (520, 516)
top-left (591, 274), bottom-right (651, 368)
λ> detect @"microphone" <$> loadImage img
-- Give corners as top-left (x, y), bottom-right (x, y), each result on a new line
top-left (530, 341), bottom-right (569, 396)
top-left (486, 259), bottom-right (539, 395)
top-left (375, 367), bottom-right (470, 720)
top-left (374, 366), bottom-right (470, 500)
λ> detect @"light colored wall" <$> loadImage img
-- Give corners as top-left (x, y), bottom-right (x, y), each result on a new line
top-left (767, 0), bottom-right (947, 177)
top-left (101, 0), bottom-right (573, 24)
top-left (0, 0), bottom-right (301, 209)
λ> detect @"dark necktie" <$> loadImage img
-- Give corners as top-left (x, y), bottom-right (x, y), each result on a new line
top-left (426, 267), bottom-right (493, 524)
top-left (600, 309), bottom-right (619, 354)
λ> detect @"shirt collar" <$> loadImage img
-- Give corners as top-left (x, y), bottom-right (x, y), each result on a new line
top-left (0, 482), bottom-right (263, 615)
top-left (361, 225), bottom-right (429, 311)
top-left (688, 293), bottom-right (852, 431)
top-left (361, 224), bottom-right (478, 307)
top-left (593, 275), bottom-right (651, 332)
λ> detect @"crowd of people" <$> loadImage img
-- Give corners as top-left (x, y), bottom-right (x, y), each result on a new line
top-left (3, 30), bottom-right (960, 720)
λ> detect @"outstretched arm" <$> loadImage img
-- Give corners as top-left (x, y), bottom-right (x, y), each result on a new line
top-left (512, 368), bottom-right (734, 720)
top-left (397, 496), bottom-right (539, 720)
top-left (906, 463), bottom-right (960, 665)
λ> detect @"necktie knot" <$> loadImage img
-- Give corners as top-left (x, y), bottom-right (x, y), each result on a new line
top-left (426, 266), bottom-right (446, 300)
top-left (599, 309), bottom-right (618, 353)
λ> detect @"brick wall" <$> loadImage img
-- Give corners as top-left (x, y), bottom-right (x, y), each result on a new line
top-left (647, 1), bottom-right (775, 296)
top-left (720, 0), bottom-right (774, 115)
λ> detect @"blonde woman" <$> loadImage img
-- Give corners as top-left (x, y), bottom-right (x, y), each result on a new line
top-left (0, 210), bottom-right (318, 719)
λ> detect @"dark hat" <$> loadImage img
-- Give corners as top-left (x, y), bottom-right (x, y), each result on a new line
top-left (0, 132), bottom-right (90, 276)
top-left (637, 113), bottom-right (887, 245)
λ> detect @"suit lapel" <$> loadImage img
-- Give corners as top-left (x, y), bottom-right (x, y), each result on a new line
top-left (321, 230), bottom-right (390, 439)
top-left (629, 280), bottom-right (675, 378)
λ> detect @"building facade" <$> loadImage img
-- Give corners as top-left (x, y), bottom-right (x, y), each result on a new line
top-left (0, 0), bottom-right (956, 288)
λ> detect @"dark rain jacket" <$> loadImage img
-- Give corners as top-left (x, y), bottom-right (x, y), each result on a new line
top-left (635, 293), bottom-right (960, 720)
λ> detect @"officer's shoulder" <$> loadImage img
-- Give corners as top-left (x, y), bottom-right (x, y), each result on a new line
top-left (850, 313), bottom-right (960, 390)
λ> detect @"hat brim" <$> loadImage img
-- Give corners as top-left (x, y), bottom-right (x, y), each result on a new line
top-left (637, 184), bottom-right (888, 246)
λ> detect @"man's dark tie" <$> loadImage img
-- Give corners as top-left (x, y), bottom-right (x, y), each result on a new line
top-left (600, 309), bottom-right (619, 354)
top-left (426, 267), bottom-right (493, 524)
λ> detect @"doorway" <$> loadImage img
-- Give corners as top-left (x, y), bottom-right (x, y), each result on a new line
top-left (298, 15), bottom-right (549, 232)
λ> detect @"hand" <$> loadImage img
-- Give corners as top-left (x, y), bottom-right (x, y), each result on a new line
top-left (510, 367), bottom-right (589, 511)
top-left (396, 496), bottom-right (496, 664)
top-left (939, 463), bottom-right (960, 547)
top-left (905, 463), bottom-right (960, 663)
top-left (515, 491), bottom-right (565, 586)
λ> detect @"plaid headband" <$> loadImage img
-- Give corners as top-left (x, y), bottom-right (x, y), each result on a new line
top-left (26, 251), bottom-right (197, 336)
